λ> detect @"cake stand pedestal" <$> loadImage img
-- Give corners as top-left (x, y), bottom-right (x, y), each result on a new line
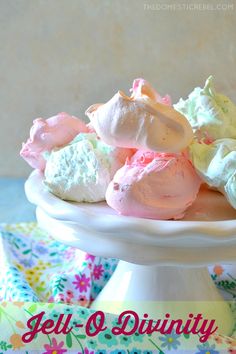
top-left (25, 170), bottom-right (236, 336)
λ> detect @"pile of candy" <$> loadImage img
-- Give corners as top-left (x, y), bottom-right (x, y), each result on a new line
top-left (20, 77), bottom-right (236, 220)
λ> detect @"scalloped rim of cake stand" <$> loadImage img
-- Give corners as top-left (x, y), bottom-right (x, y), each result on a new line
top-left (24, 170), bottom-right (236, 266)
top-left (25, 170), bottom-right (236, 242)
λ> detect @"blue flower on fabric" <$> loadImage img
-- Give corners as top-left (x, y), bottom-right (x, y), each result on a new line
top-left (48, 309), bottom-right (61, 321)
top-left (92, 284), bottom-right (103, 296)
top-left (129, 349), bottom-right (142, 354)
top-left (50, 257), bottom-right (62, 265)
top-left (111, 262), bottom-right (118, 272)
top-left (97, 328), bottom-right (118, 347)
top-left (103, 261), bottom-right (111, 270)
top-left (159, 331), bottom-right (181, 350)
top-left (19, 259), bottom-right (35, 268)
top-left (35, 244), bottom-right (48, 254)
top-left (132, 331), bottom-right (145, 343)
top-left (196, 342), bottom-right (219, 354)
top-left (103, 272), bottom-right (111, 282)
top-left (77, 307), bottom-right (89, 319)
top-left (16, 284), bottom-right (30, 291)
top-left (110, 350), bottom-right (126, 354)
top-left (86, 338), bottom-right (97, 349)
top-left (70, 317), bottom-right (82, 332)
top-left (10, 248), bottom-right (19, 259)
top-left (63, 306), bottom-right (73, 315)
top-left (119, 334), bottom-right (132, 346)
top-left (6, 266), bottom-right (21, 276)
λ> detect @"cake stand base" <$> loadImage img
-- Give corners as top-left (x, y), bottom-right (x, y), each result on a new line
top-left (91, 261), bottom-right (234, 336)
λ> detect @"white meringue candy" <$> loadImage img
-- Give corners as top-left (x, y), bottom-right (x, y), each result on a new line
top-left (44, 133), bottom-right (133, 202)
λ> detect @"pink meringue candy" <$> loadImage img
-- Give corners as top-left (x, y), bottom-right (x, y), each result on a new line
top-left (86, 78), bottom-right (193, 153)
top-left (20, 112), bottom-right (89, 170)
top-left (106, 150), bottom-right (201, 220)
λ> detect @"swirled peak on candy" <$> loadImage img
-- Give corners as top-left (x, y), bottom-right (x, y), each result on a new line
top-left (20, 112), bottom-right (89, 170)
top-left (131, 78), bottom-right (172, 106)
top-left (86, 79), bottom-right (193, 153)
top-left (106, 150), bottom-right (201, 220)
top-left (44, 133), bottom-right (134, 203)
top-left (174, 76), bottom-right (236, 142)
top-left (189, 138), bottom-right (236, 209)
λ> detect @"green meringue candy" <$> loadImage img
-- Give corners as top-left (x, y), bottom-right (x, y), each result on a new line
top-left (44, 133), bottom-right (118, 202)
top-left (225, 173), bottom-right (236, 208)
top-left (174, 76), bottom-right (236, 140)
top-left (189, 138), bottom-right (236, 208)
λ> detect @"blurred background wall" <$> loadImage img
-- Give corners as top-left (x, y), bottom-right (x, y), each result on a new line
top-left (0, 0), bottom-right (235, 177)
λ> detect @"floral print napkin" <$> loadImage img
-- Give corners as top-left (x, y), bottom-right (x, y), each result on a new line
top-left (0, 222), bottom-right (235, 353)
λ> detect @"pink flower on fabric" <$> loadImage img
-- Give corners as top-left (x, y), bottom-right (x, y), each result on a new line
top-left (64, 248), bottom-right (76, 260)
top-left (93, 264), bottom-right (104, 280)
top-left (229, 350), bottom-right (236, 354)
top-left (43, 338), bottom-right (67, 354)
top-left (66, 290), bottom-right (74, 299)
top-left (65, 297), bottom-right (73, 304)
top-left (85, 254), bottom-right (96, 262)
top-left (78, 295), bottom-right (89, 307)
top-left (78, 348), bottom-right (94, 354)
top-left (73, 274), bottom-right (90, 292)
top-left (57, 293), bottom-right (65, 302)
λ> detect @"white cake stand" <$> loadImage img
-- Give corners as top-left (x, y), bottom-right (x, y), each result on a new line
top-left (25, 170), bottom-right (236, 335)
